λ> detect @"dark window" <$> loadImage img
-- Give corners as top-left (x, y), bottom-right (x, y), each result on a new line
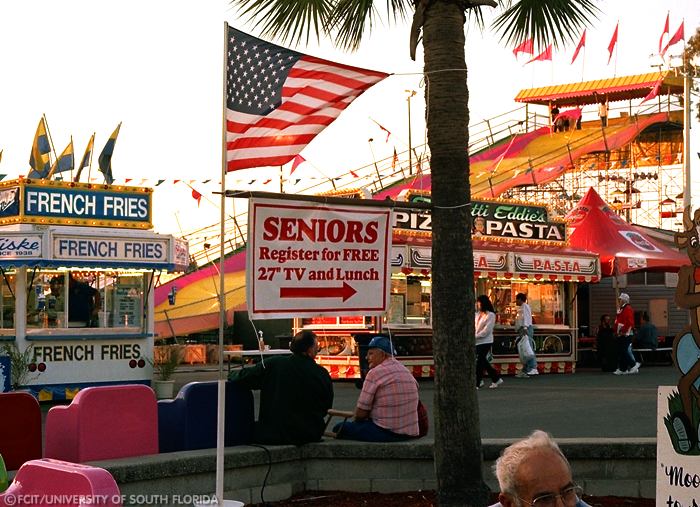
top-left (646, 271), bottom-right (665, 285)
top-left (627, 272), bottom-right (645, 285)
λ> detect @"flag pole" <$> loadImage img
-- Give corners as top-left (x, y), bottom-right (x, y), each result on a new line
top-left (614, 25), bottom-right (619, 77)
top-left (42, 114), bottom-right (58, 177)
top-left (214, 20), bottom-right (228, 506)
top-left (581, 46), bottom-right (585, 82)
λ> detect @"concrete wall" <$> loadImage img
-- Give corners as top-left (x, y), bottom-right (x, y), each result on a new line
top-left (93, 438), bottom-right (657, 506)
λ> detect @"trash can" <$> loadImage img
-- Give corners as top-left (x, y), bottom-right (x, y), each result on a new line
top-left (0, 355), bottom-right (10, 392)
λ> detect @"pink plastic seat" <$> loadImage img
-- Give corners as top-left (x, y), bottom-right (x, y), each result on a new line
top-left (0, 458), bottom-right (122, 506)
top-left (0, 392), bottom-right (42, 471)
top-left (45, 385), bottom-right (158, 463)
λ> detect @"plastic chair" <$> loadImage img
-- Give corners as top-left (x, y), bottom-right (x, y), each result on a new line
top-left (0, 458), bottom-right (122, 506)
top-left (45, 385), bottom-right (158, 463)
top-left (158, 381), bottom-right (254, 453)
top-left (0, 392), bottom-right (42, 471)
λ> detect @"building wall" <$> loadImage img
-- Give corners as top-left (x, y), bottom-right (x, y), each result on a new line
top-left (588, 276), bottom-right (689, 340)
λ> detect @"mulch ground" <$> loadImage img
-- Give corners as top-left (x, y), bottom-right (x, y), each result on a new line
top-left (254, 491), bottom-right (655, 506)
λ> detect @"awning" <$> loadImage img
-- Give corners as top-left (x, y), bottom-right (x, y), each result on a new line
top-left (392, 238), bottom-right (600, 282)
top-left (514, 71), bottom-right (684, 107)
top-left (566, 187), bottom-right (687, 276)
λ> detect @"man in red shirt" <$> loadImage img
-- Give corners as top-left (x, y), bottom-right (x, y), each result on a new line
top-left (613, 293), bottom-right (639, 375)
top-left (335, 336), bottom-right (419, 442)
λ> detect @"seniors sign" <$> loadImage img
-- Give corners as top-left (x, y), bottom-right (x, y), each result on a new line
top-left (247, 198), bottom-right (392, 319)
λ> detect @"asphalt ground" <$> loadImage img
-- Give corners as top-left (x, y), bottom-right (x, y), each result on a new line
top-left (170, 363), bottom-right (679, 440)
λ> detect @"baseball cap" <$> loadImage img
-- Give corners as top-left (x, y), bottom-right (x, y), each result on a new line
top-left (367, 336), bottom-right (395, 355)
top-left (618, 293), bottom-right (630, 304)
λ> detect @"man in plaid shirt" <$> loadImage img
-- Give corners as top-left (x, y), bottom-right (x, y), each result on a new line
top-left (335, 336), bottom-right (419, 442)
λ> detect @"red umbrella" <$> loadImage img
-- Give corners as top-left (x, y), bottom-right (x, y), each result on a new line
top-left (566, 187), bottom-right (687, 276)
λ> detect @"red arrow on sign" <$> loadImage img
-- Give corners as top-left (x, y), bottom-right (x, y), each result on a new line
top-left (279, 282), bottom-right (357, 302)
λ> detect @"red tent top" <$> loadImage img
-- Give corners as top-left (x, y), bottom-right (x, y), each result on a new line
top-left (565, 187), bottom-right (688, 276)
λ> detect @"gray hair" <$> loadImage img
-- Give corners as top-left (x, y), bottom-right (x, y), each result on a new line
top-left (493, 430), bottom-right (571, 498)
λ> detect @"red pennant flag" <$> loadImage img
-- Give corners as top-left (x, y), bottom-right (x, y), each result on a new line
top-left (191, 189), bottom-right (202, 206)
top-left (641, 78), bottom-right (663, 104)
top-left (173, 179), bottom-right (180, 184)
top-left (661, 21), bottom-right (684, 56)
top-left (659, 12), bottom-right (669, 54)
top-left (125, 178), bottom-right (132, 184)
top-left (350, 170), bottom-right (359, 178)
top-left (391, 148), bottom-right (398, 170)
top-left (571, 30), bottom-right (586, 65)
top-left (525, 44), bottom-right (552, 65)
top-left (262, 179), bottom-right (272, 185)
top-left (290, 154), bottom-right (305, 175)
top-left (512, 38), bottom-right (534, 57)
top-left (607, 22), bottom-right (618, 65)
top-left (372, 119), bottom-right (391, 142)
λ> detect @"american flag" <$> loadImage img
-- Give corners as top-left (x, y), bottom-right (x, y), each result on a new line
top-left (225, 26), bottom-right (388, 171)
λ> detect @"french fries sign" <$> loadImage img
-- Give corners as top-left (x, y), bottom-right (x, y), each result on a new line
top-left (247, 198), bottom-right (392, 319)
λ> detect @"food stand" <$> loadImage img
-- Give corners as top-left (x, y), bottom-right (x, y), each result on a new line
top-left (296, 192), bottom-right (600, 378)
top-left (0, 178), bottom-right (188, 399)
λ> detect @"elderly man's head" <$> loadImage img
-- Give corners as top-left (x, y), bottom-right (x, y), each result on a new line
top-left (494, 431), bottom-right (580, 507)
top-left (366, 335), bottom-right (394, 369)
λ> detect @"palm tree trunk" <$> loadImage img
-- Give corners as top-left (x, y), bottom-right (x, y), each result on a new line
top-left (423, 2), bottom-right (489, 505)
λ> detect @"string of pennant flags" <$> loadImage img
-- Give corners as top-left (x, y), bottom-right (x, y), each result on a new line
top-left (512, 14), bottom-right (685, 66)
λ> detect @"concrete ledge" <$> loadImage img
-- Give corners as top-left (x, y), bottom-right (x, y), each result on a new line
top-left (92, 438), bottom-right (657, 504)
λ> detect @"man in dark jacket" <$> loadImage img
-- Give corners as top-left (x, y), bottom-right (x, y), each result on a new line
top-left (228, 330), bottom-right (333, 445)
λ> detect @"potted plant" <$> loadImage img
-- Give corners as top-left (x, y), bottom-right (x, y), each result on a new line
top-left (0, 342), bottom-right (40, 391)
top-left (146, 345), bottom-right (181, 399)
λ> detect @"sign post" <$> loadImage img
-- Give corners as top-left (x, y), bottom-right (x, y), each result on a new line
top-left (247, 198), bottom-right (392, 319)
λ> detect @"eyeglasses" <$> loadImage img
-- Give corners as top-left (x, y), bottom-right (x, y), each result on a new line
top-left (518, 485), bottom-right (584, 507)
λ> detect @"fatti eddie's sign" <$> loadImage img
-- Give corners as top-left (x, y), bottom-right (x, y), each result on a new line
top-left (0, 180), bottom-right (153, 229)
top-left (247, 198), bottom-right (392, 319)
top-left (395, 193), bottom-right (567, 243)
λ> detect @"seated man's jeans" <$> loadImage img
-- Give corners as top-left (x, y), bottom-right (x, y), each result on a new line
top-left (333, 419), bottom-right (412, 443)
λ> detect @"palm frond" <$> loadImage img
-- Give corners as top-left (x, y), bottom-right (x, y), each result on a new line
top-left (327, 0), bottom-right (378, 51)
top-left (492, 0), bottom-right (600, 51)
top-left (231, 0), bottom-right (333, 47)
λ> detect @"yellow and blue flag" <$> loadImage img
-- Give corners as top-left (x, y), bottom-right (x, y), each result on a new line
top-left (98, 123), bottom-right (121, 185)
top-left (74, 133), bottom-right (94, 182)
top-left (47, 138), bottom-right (74, 179)
top-left (28, 118), bottom-right (52, 178)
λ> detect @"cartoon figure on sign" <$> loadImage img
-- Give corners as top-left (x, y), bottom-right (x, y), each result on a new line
top-left (667, 206), bottom-right (700, 454)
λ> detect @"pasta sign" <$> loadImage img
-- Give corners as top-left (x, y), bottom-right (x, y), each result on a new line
top-left (247, 198), bottom-right (392, 319)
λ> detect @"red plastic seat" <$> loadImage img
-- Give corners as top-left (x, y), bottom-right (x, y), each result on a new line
top-left (45, 384), bottom-right (158, 463)
top-left (0, 392), bottom-right (42, 471)
top-left (0, 458), bottom-right (121, 506)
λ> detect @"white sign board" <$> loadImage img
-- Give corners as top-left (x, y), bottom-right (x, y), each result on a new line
top-left (657, 386), bottom-right (700, 506)
top-left (52, 234), bottom-right (169, 264)
top-left (0, 234), bottom-right (43, 259)
top-left (247, 198), bottom-right (392, 319)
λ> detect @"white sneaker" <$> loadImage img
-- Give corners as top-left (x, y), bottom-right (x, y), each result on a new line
top-left (477, 380), bottom-right (484, 388)
top-left (526, 369), bottom-right (539, 376)
top-left (634, 362), bottom-right (641, 371)
top-left (626, 366), bottom-right (639, 374)
top-left (489, 378), bottom-right (504, 389)
top-left (613, 369), bottom-right (624, 375)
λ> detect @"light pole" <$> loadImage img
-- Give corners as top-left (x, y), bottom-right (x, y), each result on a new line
top-left (668, 49), bottom-right (699, 211)
top-left (406, 90), bottom-right (417, 175)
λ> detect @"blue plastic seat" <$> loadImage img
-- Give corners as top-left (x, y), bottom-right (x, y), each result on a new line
top-left (158, 381), bottom-right (254, 453)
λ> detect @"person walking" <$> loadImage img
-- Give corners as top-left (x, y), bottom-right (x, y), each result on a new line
top-left (613, 293), bottom-right (639, 375)
top-left (596, 314), bottom-right (616, 372)
top-left (514, 293), bottom-right (538, 377)
top-left (475, 295), bottom-right (503, 389)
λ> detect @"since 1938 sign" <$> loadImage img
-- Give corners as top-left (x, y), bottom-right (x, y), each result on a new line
top-left (247, 198), bottom-right (392, 319)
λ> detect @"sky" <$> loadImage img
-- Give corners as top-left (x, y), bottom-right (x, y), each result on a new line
top-left (0, 0), bottom-right (699, 239)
